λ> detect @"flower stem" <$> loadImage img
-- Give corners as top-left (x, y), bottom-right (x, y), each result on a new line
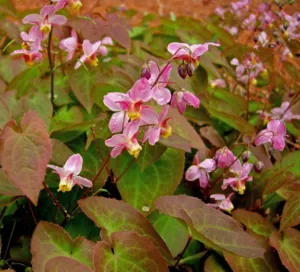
top-left (174, 236), bottom-right (192, 268)
top-left (43, 182), bottom-right (70, 218)
top-left (47, 28), bottom-right (55, 112)
top-left (114, 157), bottom-right (135, 183)
top-left (27, 198), bottom-right (38, 225)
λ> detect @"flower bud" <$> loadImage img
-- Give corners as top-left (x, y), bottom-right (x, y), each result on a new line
top-left (141, 64), bottom-right (151, 80)
top-left (178, 63), bottom-right (187, 79)
top-left (254, 161), bottom-right (264, 172)
top-left (242, 150), bottom-right (251, 162)
top-left (187, 63), bottom-right (196, 77)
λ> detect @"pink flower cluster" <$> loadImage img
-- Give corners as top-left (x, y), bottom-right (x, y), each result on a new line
top-left (230, 53), bottom-right (265, 85)
top-left (103, 41), bottom-right (219, 159)
top-left (185, 146), bottom-right (254, 213)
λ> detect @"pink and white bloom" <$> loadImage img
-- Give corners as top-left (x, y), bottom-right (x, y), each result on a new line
top-left (231, 0), bottom-right (250, 16)
top-left (105, 120), bottom-right (142, 158)
top-left (104, 78), bottom-right (155, 133)
top-left (143, 105), bottom-right (172, 145)
top-left (11, 42), bottom-right (43, 67)
top-left (259, 11), bottom-right (276, 28)
top-left (75, 40), bottom-right (101, 69)
top-left (255, 120), bottom-right (286, 151)
top-left (214, 147), bottom-right (235, 169)
top-left (170, 90), bottom-right (200, 114)
top-left (20, 26), bottom-right (44, 51)
top-left (242, 14), bottom-right (256, 30)
top-left (97, 36), bottom-right (113, 56)
top-left (22, 5), bottom-right (67, 34)
top-left (222, 160), bottom-right (253, 194)
top-left (48, 154), bottom-right (92, 192)
top-left (269, 102), bottom-right (300, 122)
top-left (148, 61), bottom-right (172, 105)
top-left (210, 78), bottom-right (226, 88)
top-left (209, 193), bottom-right (234, 213)
top-left (224, 26), bottom-right (238, 36)
top-left (60, 29), bottom-right (80, 61)
top-left (215, 7), bottom-right (226, 19)
top-left (167, 42), bottom-right (220, 66)
top-left (53, 0), bottom-right (83, 10)
top-left (257, 31), bottom-right (269, 47)
top-left (186, 158), bottom-right (216, 188)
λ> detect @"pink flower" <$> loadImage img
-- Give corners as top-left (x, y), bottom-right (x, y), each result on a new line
top-left (270, 102), bottom-right (300, 122)
top-left (53, 0), bottom-right (82, 10)
top-left (167, 42), bottom-right (220, 65)
top-left (104, 78), bottom-right (155, 132)
top-left (242, 14), bottom-right (256, 30)
top-left (259, 11), bottom-right (276, 28)
top-left (75, 40), bottom-right (101, 69)
top-left (97, 36), bottom-right (113, 56)
top-left (11, 42), bottom-right (43, 67)
top-left (231, 0), bottom-right (250, 16)
top-left (281, 47), bottom-right (293, 61)
top-left (214, 147), bottom-right (235, 168)
top-left (170, 90), bottom-right (200, 114)
top-left (143, 105), bottom-right (172, 145)
top-left (224, 26), bottom-right (238, 36)
top-left (186, 158), bottom-right (216, 188)
top-left (105, 120), bottom-right (142, 158)
top-left (148, 61), bottom-right (172, 105)
top-left (48, 154), bottom-right (92, 192)
top-left (60, 29), bottom-right (80, 61)
top-left (209, 193), bottom-right (234, 213)
top-left (222, 160), bottom-right (253, 194)
top-left (255, 120), bottom-right (286, 151)
top-left (215, 7), bottom-right (226, 19)
top-left (257, 32), bottom-right (269, 47)
top-left (210, 78), bottom-right (226, 88)
top-left (20, 26), bottom-right (44, 51)
top-left (22, 5), bottom-right (67, 34)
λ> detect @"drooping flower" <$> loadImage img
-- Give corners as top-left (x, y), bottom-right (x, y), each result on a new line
top-left (53, 0), bottom-right (83, 10)
top-left (74, 40), bottom-right (101, 69)
top-left (11, 42), bottom-right (43, 67)
top-left (147, 61), bottom-right (172, 105)
top-left (167, 42), bottom-right (220, 66)
top-left (97, 36), bottom-right (113, 56)
top-left (186, 158), bottom-right (216, 188)
top-left (255, 120), bottom-right (286, 151)
top-left (222, 160), bottom-right (253, 194)
top-left (170, 90), bottom-right (200, 114)
top-left (105, 120), bottom-right (142, 158)
top-left (214, 147), bottom-right (235, 169)
top-left (209, 193), bottom-right (234, 213)
top-left (20, 26), bottom-right (44, 51)
top-left (269, 102), bottom-right (300, 122)
top-left (210, 78), bottom-right (226, 88)
top-left (60, 29), bottom-right (80, 61)
top-left (242, 14), bottom-right (256, 30)
top-left (48, 154), bottom-right (92, 192)
top-left (22, 5), bottom-right (67, 34)
top-left (104, 78), bottom-right (156, 133)
top-left (143, 105), bottom-right (172, 145)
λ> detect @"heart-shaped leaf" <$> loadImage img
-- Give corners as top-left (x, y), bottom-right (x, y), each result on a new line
top-left (94, 232), bottom-right (168, 272)
top-left (0, 169), bottom-right (21, 196)
top-left (0, 111), bottom-right (52, 205)
top-left (31, 222), bottom-right (95, 271)
top-left (155, 195), bottom-right (265, 258)
top-left (280, 196), bottom-right (300, 231)
top-left (45, 257), bottom-right (93, 272)
top-left (78, 197), bottom-right (173, 261)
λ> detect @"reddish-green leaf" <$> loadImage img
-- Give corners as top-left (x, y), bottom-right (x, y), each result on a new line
top-left (0, 97), bottom-right (11, 129)
top-left (148, 211), bottom-right (189, 257)
top-left (204, 255), bottom-right (227, 272)
top-left (45, 257), bottom-right (93, 272)
top-left (232, 209), bottom-right (276, 238)
top-left (117, 148), bottom-right (185, 212)
top-left (94, 231), bottom-right (168, 272)
top-left (0, 111), bottom-right (52, 205)
top-left (50, 139), bottom-right (73, 167)
top-left (275, 151), bottom-right (300, 178)
top-left (280, 196), bottom-right (300, 231)
top-left (0, 169), bottom-right (21, 196)
top-left (270, 229), bottom-right (300, 272)
top-left (78, 197), bottom-right (173, 261)
top-left (31, 222), bottom-right (95, 271)
top-left (155, 195), bottom-right (265, 258)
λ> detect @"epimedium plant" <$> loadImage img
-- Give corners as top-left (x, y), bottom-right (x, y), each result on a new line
top-left (0, 0), bottom-right (299, 271)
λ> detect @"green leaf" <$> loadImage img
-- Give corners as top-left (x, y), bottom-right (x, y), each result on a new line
top-left (10, 236), bottom-right (31, 263)
top-left (94, 232), bottom-right (168, 272)
top-left (270, 229), bottom-right (300, 272)
top-left (45, 257), bottom-right (93, 272)
top-left (78, 196), bottom-right (173, 262)
top-left (148, 211), bottom-right (189, 257)
top-left (274, 151), bottom-right (300, 178)
top-left (7, 66), bottom-right (40, 97)
top-left (280, 196), bottom-right (300, 231)
top-left (204, 255), bottom-right (227, 272)
top-left (191, 65), bottom-right (208, 93)
top-left (0, 97), bottom-right (11, 129)
top-left (117, 148), bottom-right (184, 212)
top-left (232, 209), bottom-right (276, 238)
top-left (155, 195), bottom-right (265, 258)
top-left (66, 68), bottom-right (96, 113)
top-left (0, 111), bottom-right (52, 205)
top-left (136, 143), bottom-right (167, 172)
top-left (50, 139), bottom-right (73, 167)
top-left (31, 222), bottom-right (95, 271)
top-left (0, 0), bottom-right (16, 16)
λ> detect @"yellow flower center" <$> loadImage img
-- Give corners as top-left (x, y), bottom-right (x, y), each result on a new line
top-left (237, 180), bottom-right (246, 195)
top-left (161, 125), bottom-right (172, 139)
top-left (226, 203), bottom-right (234, 213)
top-left (88, 56), bottom-right (99, 67)
top-left (21, 42), bottom-right (30, 50)
top-left (40, 23), bottom-right (51, 34)
top-left (58, 178), bottom-right (73, 193)
top-left (251, 78), bottom-right (257, 86)
top-left (70, 0), bottom-right (83, 10)
top-left (283, 31), bottom-right (289, 38)
top-left (128, 111), bottom-right (140, 120)
top-left (127, 141), bottom-right (142, 158)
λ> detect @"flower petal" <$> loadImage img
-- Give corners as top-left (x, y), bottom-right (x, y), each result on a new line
top-left (199, 169), bottom-right (209, 188)
top-left (64, 154), bottom-right (83, 176)
top-left (210, 194), bottom-right (226, 201)
top-left (143, 126), bottom-right (161, 145)
top-left (254, 129), bottom-right (273, 146)
top-left (199, 158), bottom-right (216, 173)
top-left (185, 165), bottom-right (200, 181)
top-left (49, 15), bottom-right (67, 25)
top-left (183, 91), bottom-right (200, 108)
top-left (105, 134), bottom-right (128, 147)
top-left (190, 42), bottom-right (220, 59)
top-left (140, 107), bottom-right (159, 125)
top-left (73, 176), bottom-right (93, 188)
top-left (103, 92), bottom-right (129, 111)
top-left (153, 87), bottom-right (171, 105)
top-left (128, 78), bottom-right (152, 102)
top-left (40, 5), bottom-right (56, 17)
top-left (22, 14), bottom-right (42, 25)
top-left (82, 40), bottom-right (93, 56)
top-left (109, 111), bottom-right (129, 133)
top-left (167, 42), bottom-right (190, 58)
top-left (110, 145), bottom-right (124, 158)
top-left (123, 119), bottom-right (140, 139)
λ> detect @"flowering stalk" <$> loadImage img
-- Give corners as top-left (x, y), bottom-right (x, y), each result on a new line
top-left (47, 27), bottom-right (55, 111)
